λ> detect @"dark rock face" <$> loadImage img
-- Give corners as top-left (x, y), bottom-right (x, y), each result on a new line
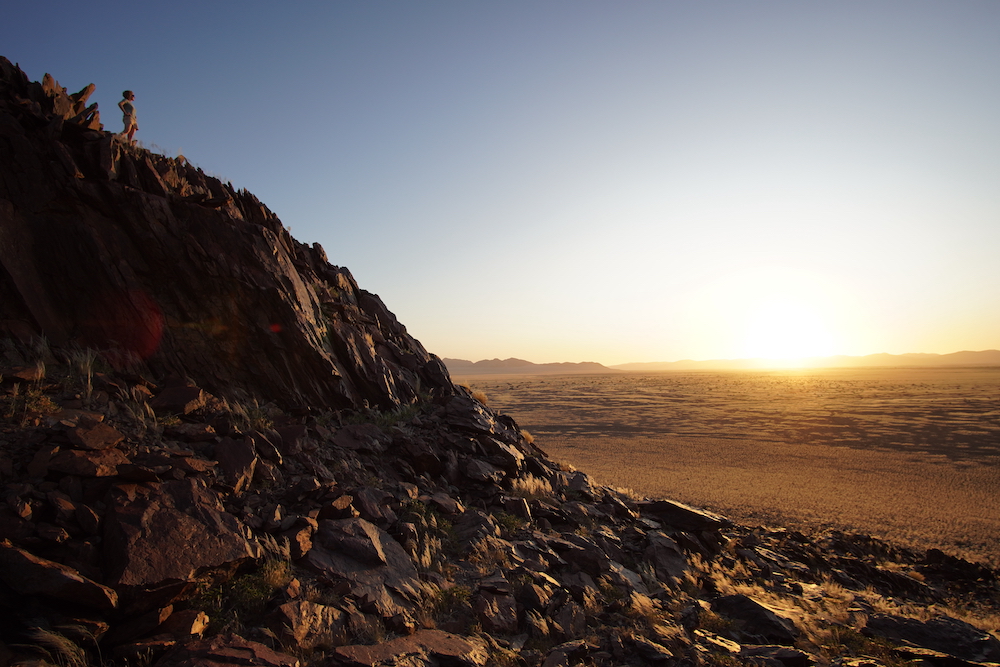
top-left (710, 594), bottom-right (799, 645)
top-left (332, 630), bottom-right (488, 667)
top-left (863, 613), bottom-right (1000, 663)
top-left (0, 539), bottom-right (118, 610)
top-left (103, 478), bottom-right (261, 588)
top-left (0, 56), bottom-right (451, 411)
top-left (303, 518), bottom-right (420, 620)
top-left (153, 633), bottom-right (300, 667)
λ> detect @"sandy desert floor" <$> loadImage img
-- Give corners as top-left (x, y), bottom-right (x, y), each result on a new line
top-left (455, 367), bottom-right (1000, 564)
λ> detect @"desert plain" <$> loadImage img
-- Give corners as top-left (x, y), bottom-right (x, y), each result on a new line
top-left (455, 366), bottom-right (1000, 565)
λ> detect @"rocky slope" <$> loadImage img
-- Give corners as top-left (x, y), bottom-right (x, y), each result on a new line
top-left (1, 59), bottom-right (998, 667)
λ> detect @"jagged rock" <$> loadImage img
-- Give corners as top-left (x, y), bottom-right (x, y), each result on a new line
top-left (566, 471), bottom-right (596, 499)
top-left (606, 561), bottom-right (649, 595)
top-left (1, 364), bottom-right (45, 382)
top-left (518, 583), bottom-right (552, 612)
top-left (267, 600), bottom-right (345, 650)
top-left (454, 509), bottom-right (500, 545)
top-left (428, 491), bottom-right (464, 515)
top-left (303, 518), bottom-right (420, 619)
top-left (332, 629), bottom-right (488, 667)
top-left (214, 437), bottom-right (257, 494)
top-left (276, 425), bottom-right (312, 454)
top-left (711, 594), bottom-right (799, 645)
top-left (556, 533), bottom-right (611, 576)
top-left (480, 437), bottom-right (526, 472)
top-left (739, 645), bottom-right (815, 667)
top-left (638, 499), bottom-right (731, 531)
top-left (551, 600), bottom-right (587, 640)
top-left (630, 635), bottom-right (674, 662)
top-left (473, 589), bottom-right (518, 634)
top-left (150, 386), bottom-right (208, 415)
top-left (862, 613), bottom-right (1000, 663)
top-left (319, 494), bottom-right (360, 520)
top-left (47, 447), bottom-right (130, 477)
top-left (66, 420), bottom-right (124, 450)
top-left (0, 539), bottom-right (118, 610)
top-left (164, 422), bottom-right (217, 442)
top-left (466, 458), bottom-right (503, 483)
top-left (75, 502), bottom-right (101, 535)
top-left (646, 531), bottom-right (688, 582)
top-left (157, 609), bottom-right (210, 638)
top-left (281, 522), bottom-right (315, 559)
top-left (153, 633), bottom-right (299, 667)
top-left (103, 478), bottom-right (261, 587)
top-left (693, 628), bottom-right (742, 653)
top-left (104, 604), bottom-right (174, 645)
top-left (333, 424), bottom-right (388, 452)
top-left (353, 487), bottom-right (396, 524)
top-left (503, 495), bottom-right (531, 520)
top-left (541, 639), bottom-right (593, 667)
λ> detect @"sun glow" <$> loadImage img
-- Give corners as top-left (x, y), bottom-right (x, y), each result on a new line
top-left (741, 297), bottom-right (836, 363)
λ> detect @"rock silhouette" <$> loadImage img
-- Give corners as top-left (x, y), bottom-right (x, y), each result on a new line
top-left (1, 58), bottom-right (999, 667)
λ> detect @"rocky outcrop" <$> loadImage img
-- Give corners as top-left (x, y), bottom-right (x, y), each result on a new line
top-left (1, 60), bottom-right (998, 667)
top-left (0, 56), bottom-right (451, 411)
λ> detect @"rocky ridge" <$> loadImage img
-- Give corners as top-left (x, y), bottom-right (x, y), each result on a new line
top-left (1, 59), bottom-right (999, 667)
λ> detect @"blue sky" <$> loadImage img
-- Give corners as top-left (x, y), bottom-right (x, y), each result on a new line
top-left (5, 1), bottom-right (1000, 364)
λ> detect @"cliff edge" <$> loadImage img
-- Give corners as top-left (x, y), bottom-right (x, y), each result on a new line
top-left (0, 56), bottom-right (450, 411)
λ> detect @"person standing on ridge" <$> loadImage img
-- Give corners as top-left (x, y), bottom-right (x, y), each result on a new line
top-left (118, 90), bottom-right (137, 142)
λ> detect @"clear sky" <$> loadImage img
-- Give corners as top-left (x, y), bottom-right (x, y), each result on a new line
top-left (5, 1), bottom-right (1000, 365)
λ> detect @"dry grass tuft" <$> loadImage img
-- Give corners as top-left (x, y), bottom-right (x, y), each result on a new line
top-left (26, 627), bottom-right (88, 667)
top-left (509, 474), bottom-right (554, 500)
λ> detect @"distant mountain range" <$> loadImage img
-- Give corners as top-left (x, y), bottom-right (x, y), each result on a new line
top-left (442, 358), bottom-right (615, 375)
top-left (444, 350), bottom-right (1000, 375)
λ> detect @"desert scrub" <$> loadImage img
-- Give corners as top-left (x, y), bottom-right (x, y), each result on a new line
top-left (68, 347), bottom-right (97, 402)
top-left (495, 511), bottom-right (527, 536)
top-left (343, 399), bottom-right (426, 430)
top-left (425, 584), bottom-right (473, 631)
top-left (468, 536), bottom-right (513, 575)
top-left (509, 474), bottom-right (553, 500)
top-left (457, 383), bottom-right (488, 405)
top-left (519, 429), bottom-right (534, 445)
top-left (226, 398), bottom-right (274, 432)
top-left (24, 627), bottom-right (89, 667)
top-left (3, 384), bottom-right (59, 425)
top-left (188, 539), bottom-right (292, 634)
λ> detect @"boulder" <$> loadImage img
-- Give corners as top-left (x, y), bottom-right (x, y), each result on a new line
top-left (333, 424), bottom-right (387, 452)
top-left (646, 531), bottom-right (688, 581)
top-left (711, 595), bottom-right (799, 645)
top-left (153, 633), bottom-right (299, 667)
top-left (150, 386), bottom-right (207, 415)
top-left (638, 499), bottom-right (731, 532)
top-left (214, 437), bottom-right (257, 494)
top-left (303, 518), bottom-right (420, 619)
top-left (103, 478), bottom-right (261, 587)
top-left (66, 420), bottom-right (124, 450)
top-left (48, 448), bottom-right (130, 477)
top-left (739, 645), bottom-right (815, 667)
top-left (863, 613), bottom-right (1000, 663)
top-left (473, 589), bottom-right (518, 635)
top-left (0, 539), bottom-right (118, 610)
top-left (267, 600), bottom-right (345, 649)
top-left (630, 635), bottom-right (674, 663)
top-left (332, 629), bottom-right (487, 667)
